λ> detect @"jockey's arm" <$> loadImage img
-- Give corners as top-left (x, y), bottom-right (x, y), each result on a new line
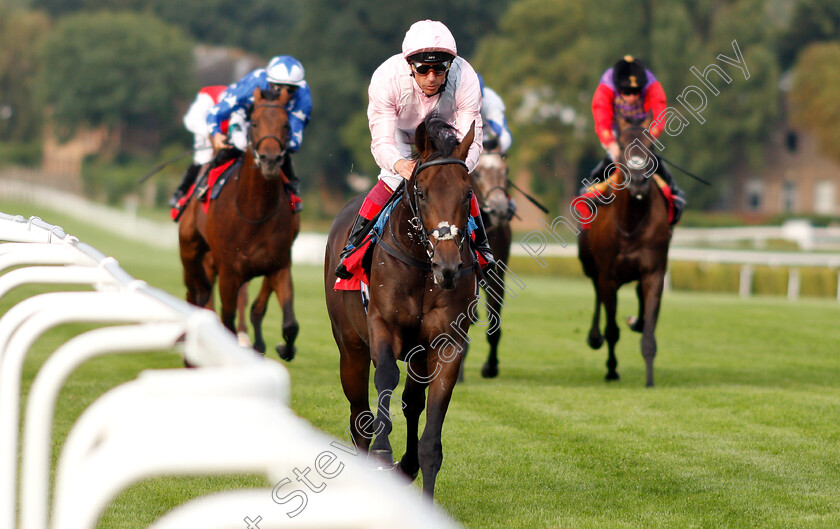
top-left (367, 64), bottom-right (409, 178)
top-left (286, 85), bottom-right (313, 153)
top-left (453, 63), bottom-right (483, 172)
top-left (592, 83), bottom-right (617, 154)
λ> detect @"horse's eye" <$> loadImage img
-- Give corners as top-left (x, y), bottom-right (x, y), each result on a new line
top-left (252, 121), bottom-right (259, 128)
top-left (417, 189), bottom-right (425, 201)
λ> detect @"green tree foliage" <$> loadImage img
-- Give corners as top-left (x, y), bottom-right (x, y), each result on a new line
top-left (38, 11), bottom-right (193, 147)
top-left (0, 9), bottom-right (50, 142)
top-left (790, 41), bottom-right (840, 164)
top-left (778, 0), bottom-right (840, 69)
top-left (472, 0), bottom-right (780, 209)
top-left (290, 0), bottom-right (512, 188)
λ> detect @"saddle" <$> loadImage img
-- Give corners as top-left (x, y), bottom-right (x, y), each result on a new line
top-left (574, 171), bottom-right (675, 229)
top-left (170, 158), bottom-right (241, 221)
top-left (334, 186), bottom-right (405, 291)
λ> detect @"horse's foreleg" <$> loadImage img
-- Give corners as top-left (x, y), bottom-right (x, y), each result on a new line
top-left (599, 280), bottom-right (620, 381)
top-left (217, 274), bottom-right (241, 333)
top-left (399, 362), bottom-right (428, 482)
top-left (481, 281), bottom-right (505, 379)
top-left (418, 351), bottom-right (461, 498)
top-left (639, 272), bottom-right (665, 387)
top-left (627, 281), bottom-right (646, 332)
top-left (236, 282), bottom-right (250, 344)
top-left (249, 278), bottom-right (272, 354)
top-left (338, 346), bottom-right (372, 453)
top-left (587, 281), bottom-right (604, 349)
top-left (369, 327), bottom-right (401, 468)
top-left (269, 267), bottom-right (298, 361)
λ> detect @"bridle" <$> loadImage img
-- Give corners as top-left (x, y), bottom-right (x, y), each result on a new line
top-left (404, 157), bottom-right (471, 261)
top-left (247, 103), bottom-right (288, 165)
top-left (473, 153), bottom-right (509, 218)
top-left (235, 103), bottom-right (289, 224)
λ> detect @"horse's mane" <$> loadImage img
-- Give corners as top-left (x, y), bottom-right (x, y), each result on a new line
top-left (413, 112), bottom-right (459, 161)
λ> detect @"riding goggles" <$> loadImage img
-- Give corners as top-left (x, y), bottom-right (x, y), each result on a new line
top-left (410, 61), bottom-right (451, 75)
top-left (269, 83), bottom-right (299, 95)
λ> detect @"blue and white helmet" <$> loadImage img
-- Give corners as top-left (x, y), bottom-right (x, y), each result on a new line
top-left (266, 56), bottom-right (306, 87)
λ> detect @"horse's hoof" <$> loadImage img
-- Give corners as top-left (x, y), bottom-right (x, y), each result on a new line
top-left (253, 340), bottom-right (266, 354)
top-left (605, 372), bottom-right (620, 381)
top-left (276, 344), bottom-right (296, 361)
top-left (626, 316), bottom-right (644, 333)
top-left (588, 333), bottom-right (604, 350)
top-left (481, 362), bottom-right (499, 378)
top-left (397, 460), bottom-right (420, 483)
top-left (367, 449), bottom-right (396, 471)
top-left (237, 331), bottom-right (252, 347)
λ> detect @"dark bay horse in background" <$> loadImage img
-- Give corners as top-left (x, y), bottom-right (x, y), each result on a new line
top-left (577, 117), bottom-right (672, 386)
top-left (325, 114), bottom-right (477, 497)
top-left (179, 87), bottom-right (300, 360)
top-left (471, 152), bottom-right (512, 378)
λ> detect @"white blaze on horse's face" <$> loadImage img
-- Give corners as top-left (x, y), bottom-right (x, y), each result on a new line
top-left (430, 221), bottom-right (460, 242)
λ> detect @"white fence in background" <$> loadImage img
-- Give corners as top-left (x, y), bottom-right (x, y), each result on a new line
top-left (3, 177), bottom-right (839, 300)
top-left (513, 242), bottom-right (840, 301)
top-left (0, 211), bottom-right (460, 529)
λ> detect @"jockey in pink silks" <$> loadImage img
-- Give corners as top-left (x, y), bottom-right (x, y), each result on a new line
top-left (334, 19), bottom-right (494, 279)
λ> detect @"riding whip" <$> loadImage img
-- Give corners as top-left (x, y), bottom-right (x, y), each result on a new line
top-left (659, 155), bottom-right (712, 187)
top-left (136, 149), bottom-right (195, 185)
top-left (506, 179), bottom-right (549, 214)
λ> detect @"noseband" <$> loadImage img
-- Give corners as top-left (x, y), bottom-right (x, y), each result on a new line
top-left (248, 103), bottom-right (288, 163)
top-left (406, 158), bottom-right (471, 261)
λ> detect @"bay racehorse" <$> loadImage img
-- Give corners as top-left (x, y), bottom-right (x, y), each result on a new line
top-left (577, 116), bottom-right (671, 386)
top-left (324, 114), bottom-right (477, 497)
top-left (178, 87), bottom-right (300, 359)
top-left (470, 152), bottom-right (512, 378)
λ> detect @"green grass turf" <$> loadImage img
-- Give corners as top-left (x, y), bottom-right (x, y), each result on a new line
top-left (3, 200), bottom-right (840, 528)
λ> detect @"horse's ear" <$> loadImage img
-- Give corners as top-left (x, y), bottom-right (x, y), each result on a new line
top-left (453, 121), bottom-right (475, 162)
top-left (414, 121), bottom-right (433, 159)
top-left (253, 87), bottom-right (263, 103)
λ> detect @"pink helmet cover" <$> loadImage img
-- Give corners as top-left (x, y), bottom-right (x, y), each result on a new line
top-left (401, 20), bottom-right (457, 59)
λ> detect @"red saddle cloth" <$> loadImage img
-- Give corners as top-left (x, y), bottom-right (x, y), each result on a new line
top-left (574, 178), bottom-right (676, 230)
top-left (169, 159), bottom-right (236, 220)
top-left (170, 159), bottom-right (303, 220)
top-left (333, 235), bottom-right (374, 291)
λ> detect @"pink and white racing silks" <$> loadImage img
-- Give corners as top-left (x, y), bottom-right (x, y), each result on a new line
top-left (367, 54), bottom-right (483, 190)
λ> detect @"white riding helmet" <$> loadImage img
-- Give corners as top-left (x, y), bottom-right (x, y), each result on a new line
top-left (266, 56), bottom-right (306, 87)
top-left (401, 20), bottom-right (457, 62)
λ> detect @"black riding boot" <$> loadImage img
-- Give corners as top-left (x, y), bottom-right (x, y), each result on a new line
top-left (472, 212), bottom-right (496, 271)
top-left (656, 157), bottom-right (686, 224)
top-left (169, 163), bottom-right (201, 208)
top-left (334, 214), bottom-right (375, 279)
top-left (281, 155), bottom-right (303, 212)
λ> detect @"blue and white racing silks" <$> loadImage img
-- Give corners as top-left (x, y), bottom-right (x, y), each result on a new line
top-left (207, 68), bottom-right (313, 153)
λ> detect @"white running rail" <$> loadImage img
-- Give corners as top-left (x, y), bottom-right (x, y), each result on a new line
top-left (0, 212), bottom-right (461, 529)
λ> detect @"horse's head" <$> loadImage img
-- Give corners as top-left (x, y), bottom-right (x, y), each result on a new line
top-left (617, 114), bottom-right (659, 201)
top-left (410, 114), bottom-right (475, 290)
top-left (248, 87), bottom-right (291, 180)
top-left (472, 153), bottom-right (509, 229)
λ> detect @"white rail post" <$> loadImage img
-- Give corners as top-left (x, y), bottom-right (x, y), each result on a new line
top-left (787, 268), bottom-right (801, 301)
top-left (739, 265), bottom-right (753, 298)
